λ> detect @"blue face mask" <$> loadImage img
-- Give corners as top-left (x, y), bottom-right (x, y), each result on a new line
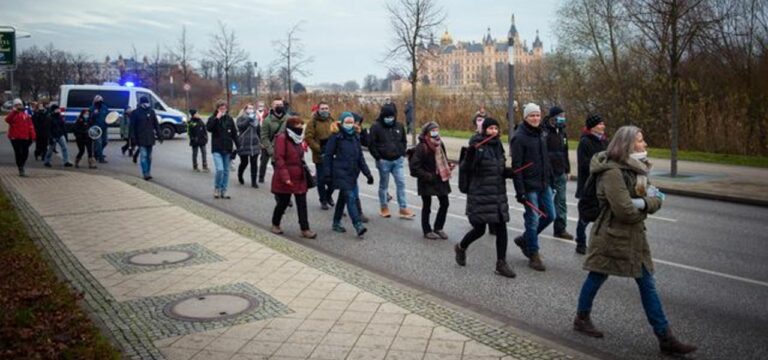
top-left (556, 116), bottom-right (566, 126)
top-left (429, 130), bottom-right (439, 138)
top-left (384, 117), bottom-right (395, 125)
top-left (342, 123), bottom-right (355, 134)
top-left (319, 111), bottom-right (330, 119)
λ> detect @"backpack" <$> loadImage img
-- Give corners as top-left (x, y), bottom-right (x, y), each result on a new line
top-left (578, 169), bottom-right (633, 222)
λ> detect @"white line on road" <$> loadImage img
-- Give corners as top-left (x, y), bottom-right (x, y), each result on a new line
top-left (357, 192), bottom-right (767, 289)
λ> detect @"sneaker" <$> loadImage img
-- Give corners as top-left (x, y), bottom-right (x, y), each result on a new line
top-left (203, 167), bottom-right (210, 173)
top-left (251, 183), bottom-right (259, 189)
top-left (18, 168), bottom-right (26, 177)
top-left (454, 244), bottom-right (466, 266)
top-left (321, 202), bottom-right (329, 210)
top-left (529, 253), bottom-right (546, 271)
top-left (514, 236), bottom-right (531, 259)
top-left (64, 162), bottom-right (73, 168)
top-left (44, 162), bottom-right (52, 168)
top-left (258, 178), bottom-right (265, 183)
top-left (575, 245), bottom-right (587, 255)
top-left (555, 231), bottom-right (575, 241)
top-left (193, 167), bottom-right (200, 172)
top-left (327, 198), bottom-right (335, 207)
top-left (379, 207), bottom-right (391, 218)
top-left (271, 226), bottom-right (284, 235)
top-left (332, 224), bottom-right (347, 233)
top-left (301, 230), bottom-right (317, 239)
top-left (435, 230), bottom-right (449, 239)
top-left (399, 208), bottom-right (415, 219)
top-left (144, 176), bottom-right (153, 181)
top-left (424, 232), bottom-right (440, 240)
top-left (214, 189), bottom-right (221, 199)
top-left (495, 260), bottom-right (517, 278)
top-left (221, 192), bottom-right (231, 199)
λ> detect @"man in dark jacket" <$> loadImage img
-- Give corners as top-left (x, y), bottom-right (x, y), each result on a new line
top-left (511, 103), bottom-right (556, 271)
top-left (43, 105), bottom-right (72, 167)
top-left (31, 103), bottom-right (50, 161)
top-left (574, 114), bottom-right (608, 254)
top-left (90, 95), bottom-right (110, 163)
top-left (369, 104), bottom-right (414, 219)
top-left (130, 96), bottom-right (162, 180)
top-left (207, 100), bottom-right (238, 199)
top-left (545, 106), bottom-right (573, 240)
top-left (187, 109), bottom-right (209, 172)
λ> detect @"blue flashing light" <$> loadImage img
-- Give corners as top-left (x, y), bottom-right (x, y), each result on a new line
top-left (125, 81), bottom-right (135, 87)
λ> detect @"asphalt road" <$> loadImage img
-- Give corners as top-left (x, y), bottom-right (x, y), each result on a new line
top-left (3, 135), bottom-right (767, 360)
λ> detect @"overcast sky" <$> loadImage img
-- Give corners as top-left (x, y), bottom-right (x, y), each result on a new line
top-left (4, 0), bottom-right (561, 85)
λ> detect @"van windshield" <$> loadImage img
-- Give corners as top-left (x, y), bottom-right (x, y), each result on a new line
top-left (67, 90), bottom-right (129, 109)
top-left (137, 92), bottom-right (165, 111)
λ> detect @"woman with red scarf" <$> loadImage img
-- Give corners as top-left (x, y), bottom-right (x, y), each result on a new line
top-left (408, 122), bottom-right (454, 240)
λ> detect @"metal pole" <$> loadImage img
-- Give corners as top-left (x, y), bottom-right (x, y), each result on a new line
top-left (9, 69), bottom-right (13, 98)
top-left (507, 38), bottom-right (515, 143)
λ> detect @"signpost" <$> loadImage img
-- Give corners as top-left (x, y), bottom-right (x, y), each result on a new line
top-left (1, 27), bottom-right (17, 97)
top-left (183, 83), bottom-right (191, 110)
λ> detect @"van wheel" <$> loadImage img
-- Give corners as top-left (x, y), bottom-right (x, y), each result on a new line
top-left (161, 124), bottom-right (176, 140)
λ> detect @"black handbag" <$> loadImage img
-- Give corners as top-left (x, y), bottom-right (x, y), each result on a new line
top-left (303, 162), bottom-right (317, 189)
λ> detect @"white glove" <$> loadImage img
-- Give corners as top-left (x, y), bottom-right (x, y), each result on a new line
top-left (631, 198), bottom-right (646, 210)
top-left (647, 185), bottom-right (666, 200)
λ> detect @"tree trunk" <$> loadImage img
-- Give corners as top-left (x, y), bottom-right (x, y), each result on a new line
top-left (410, 82), bottom-right (417, 146)
top-left (671, 74), bottom-right (679, 177)
top-left (225, 71), bottom-right (231, 108)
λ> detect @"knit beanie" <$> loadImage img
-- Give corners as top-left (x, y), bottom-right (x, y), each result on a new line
top-left (585, 114), bottom-right (604, 129)
top-left (523, 103), bottom-right (541, 120)
top-left (547, 106), bottom-right (564, 119)
top-left (338, 111), bottom-right (355, 123)
top-left (482, 117), bottom-right (500, 132)
top-left (379, 104), bottom-right (397, 120)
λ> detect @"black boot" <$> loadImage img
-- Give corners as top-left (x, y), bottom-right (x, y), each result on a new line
top-left (573, 311), bottom-right (604, 338)
top-left (657, 329), bottom-right (697, 355)
top-left (454, 244), bottom-right (466, 266)
top-left (514, 236), bottom-right (531, 259)
top-left (495, 260), bottom-right (516, 278)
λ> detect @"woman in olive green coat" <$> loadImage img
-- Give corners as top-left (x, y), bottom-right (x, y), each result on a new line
top-left (572, 126), bottom-right (696, 356)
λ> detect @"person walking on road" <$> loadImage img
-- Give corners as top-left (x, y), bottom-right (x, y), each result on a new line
top-left (544, 106), bottom-right (573, 240)
top-left (31, 102), bottom-right (50, 161)
top-left (574, 114), bottom-right (608, 254)
top-left (409, 122), bottom-right (453, 240)
top-left (89, 95), bottom-right (110, 163)
top-left (43, 104), bottom-right (72, 168)
top-left (511, 103), bottom-right (557, 272)
top-left (207, 100), bottom-right (238, 199)
top-left (5, 99), bottom-right (37, 177)
top-left (73, 109), bottom-right (97, 169)
top-left (187, 109), bottom-right (209, 172)
top-left (236, 103), bottom-right (261, 188)
top-left (120, 107), bottom-right (134, 156)
top-left (573, 126), bottom-right (696, 356)
top-left (369, 104), bottom-right (415, 219)
top-left (130, 96), bottom-right (162, 181)
top-left (270, 115), bottom-right (316, 239)
top-left (306, 101), bottom-right (338, 210)
top-left (324, 112), bottom-right (375, 238)
top-left (259, 98), bottom-right (288, 183)
top-left (453, 118), bottom-right (516, 278)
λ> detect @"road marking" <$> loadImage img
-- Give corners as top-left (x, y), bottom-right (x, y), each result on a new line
top-left (357, 192), bottom-right (767, 289)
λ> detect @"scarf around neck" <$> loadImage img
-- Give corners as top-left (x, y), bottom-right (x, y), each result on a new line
top-left (287, 127), bottom-right (305, 144)
top-left (425, 137), bottom-right (451, 182)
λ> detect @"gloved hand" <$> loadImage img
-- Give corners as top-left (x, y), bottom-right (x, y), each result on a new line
top-left (647, 185), bottom-right (666, 200)
top-left (366, 174), bottom-right (374, 185)
top-left (515, 193), bottom-right (526, 205)
top-left (631, 198), bottom-right (647, 210)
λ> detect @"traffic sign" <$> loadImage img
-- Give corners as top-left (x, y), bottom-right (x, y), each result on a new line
top-left (183, 83), bottom-right (191, 91)
top-left (0, 27), bottom-right (16, 69)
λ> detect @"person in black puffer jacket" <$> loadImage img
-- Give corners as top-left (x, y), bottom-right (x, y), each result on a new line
top-left (73, 109), bottom-right (96, 169)
top-left (187, 109), bottom-right (209, 172)
top-left (453, 118), bottom-right (517, 278)
top-left (207, 100), bottom-right (239, 199)
top-left (574, 114), bottom-right (608, 254)
top-left (511, 103), bottom-right (556, 272)
top-left (544, 106), bottom-right (573, 240)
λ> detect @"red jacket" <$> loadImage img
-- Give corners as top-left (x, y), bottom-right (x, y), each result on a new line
top-left (5, 110), bottom-right (36, 141)
top-left (271, 133), bottom-right (309, 194)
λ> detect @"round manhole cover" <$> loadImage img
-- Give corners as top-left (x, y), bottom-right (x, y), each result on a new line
top-left (126, 250), bottom-right (194, 266)
top-left (163, 293), bottom-right (259, 322)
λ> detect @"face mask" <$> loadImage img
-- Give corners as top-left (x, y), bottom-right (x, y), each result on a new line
top-left (274, 106), bottom-right (284, 115)
top-left (342, 123), bottom-right (355, 133)
top-left (319, 111), bottom-right (330, 119)
top-left (83, 115), bottom-right (90, 120)
top-left (384, 117), bottom-right (395, 125)
top-left (429, 130), bottom-right (439, 138)
top-left (141, 103), bottom-right (150, 109)
top-left (556, 116), bottom-right (566, 126)
top-left (630, 151), bottom-right (648, 161)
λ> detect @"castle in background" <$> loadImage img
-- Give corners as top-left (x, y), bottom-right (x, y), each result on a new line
top-left (420, 14), bottom-right (543, 92)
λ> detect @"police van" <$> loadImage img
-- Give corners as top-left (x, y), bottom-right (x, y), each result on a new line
top-left (59, 84), bottom-right (187, 139)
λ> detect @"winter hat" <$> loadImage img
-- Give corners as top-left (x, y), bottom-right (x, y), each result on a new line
top-left (139, 96), bottom-right (150, 104)
top-left (482, 117), bottom-right (500, 132)
top-left (49, 104), bottom-right (59, 112)
top-left (548, 106), bottom-right (564, 119)
top-left (189, 109), bottom-right (197, 116)
top-left (523, 103), bottom-right (541, 120)
top-left (94, 95), bottom-right (104, 102)
top-left (421, 121), bottom-right (439, 135)
top-left (379, 104), bottom-right (397, 120)
top-left (12, 98), bottom-right (22, 106)
top-left (338, 111), bottom-right (355, 123)
top-left (585, 114), bottom-right (604, 129)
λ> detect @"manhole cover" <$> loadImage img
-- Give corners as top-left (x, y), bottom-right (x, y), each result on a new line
top-left (163, 293), bottom-right (259, 322)
top-left (126, 250), bottom-right (194, 266)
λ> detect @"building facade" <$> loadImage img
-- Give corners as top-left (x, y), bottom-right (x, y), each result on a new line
top-left (421, 14), bottom-right (543, 91)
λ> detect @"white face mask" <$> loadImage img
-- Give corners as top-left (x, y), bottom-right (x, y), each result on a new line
top-left (630, 151), bottom-right (648, 161)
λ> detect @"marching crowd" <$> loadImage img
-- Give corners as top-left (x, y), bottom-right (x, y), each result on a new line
top-left (3, 94), bottom-right (696, 355)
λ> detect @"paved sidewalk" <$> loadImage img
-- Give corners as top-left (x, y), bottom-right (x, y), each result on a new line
top-left (0, 167), bottom-right (588, 360)
top-left (440, 136), bottom-right (768, 207)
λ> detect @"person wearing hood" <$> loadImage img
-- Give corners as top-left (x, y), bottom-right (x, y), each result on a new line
top-left (187, 109), bottom-right (209, 172)
top-left (270, 115), bottom-right (316, 239)
top-left (511, 103), bottom-right (556, 272)
top-left (575, 114), bottom-right (608, 254)
top-left (89, 94), bottom-right (110, 163)
top-left (43, 104), bottom-right (72, 168)
top-left (324, 112), bottom-right (375, 238)
top-left (306, 101), bottom-right (338, 209)
top-left (130, 96), bottom-right (162, 181)
top-left (454, 118), bottom-right (517, 278)
top-left (236, 103), bottom-right (262, 188)
top-left (31, 102), bottom-right (50, 161)
top-left (409, 122), bottom-right (453, 240)
top-left (573, 126), bottom-right (696, 356)
top-left (5, 99), bottom-right (37, 176)
top-left (471, 107), bottom-right (488, 134)
top-left (369, 103), bottom-right (415, 219)
top-left (73, 109), bottom-right (97, 169)
top-left (545, 106), bottom-right (574, 240)
top-left (207, 100), bottom-right (238, 198)
top-left (120, 107), bottom-right (134, 157)
top-left (259, 98), bottom-right (288, 183)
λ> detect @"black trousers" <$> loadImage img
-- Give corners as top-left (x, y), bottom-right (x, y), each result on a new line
top-left (11, 139), bottom-right (32, 169)
top-left (75, 138), bottom-right (94, 160)
top-left (259, 148), bottom-right (270, 181)
top-left (272, 193), bottom-right (309, 230)
top-left (238, 154), bottom-right (259, 184)
top-left (192, 145), bottom-right (208, 168)
top-left (459, 218), bottom-right (508, 262)
top-left (421, 195), bottom-right (449, 234)
top-left (34, 135), bottom-right (48, 159)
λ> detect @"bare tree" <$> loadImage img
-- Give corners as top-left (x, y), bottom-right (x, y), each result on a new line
top-left (384, 0), bottom-right (446, 144)
top-left (208, 20), bottom-right (249, 106)
top-left (272, 22), bottom-right (314, 105)
top-left (70, 53), bottom-right (93, 84)
top-left (169, 25), bottom-right (195, 108)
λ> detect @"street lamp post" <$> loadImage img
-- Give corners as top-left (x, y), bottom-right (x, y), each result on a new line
top-left (5, 31), bottom-right (31, 98)
top-left (507, 34), bottom-right (515, 145)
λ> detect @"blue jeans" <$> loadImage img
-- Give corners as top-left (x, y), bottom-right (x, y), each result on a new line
top-left (377, 157), bottom-right (407, 209)
top-left (523, 187), bottom-right (557, 254)
top-left (334, 186), bottom-right (362, 226)
top-left (44, 135), bottom-right (70, 164)
top-left (576, 218), bottom-right (590, 247)
top-left (139, 146), bottom-right (153, 177)
top-left (577, 266), bottom-right (670, 336)
top-left (212, 152), bottom-right (231, 192)
top-left (553, 173), bottom-right (568, 234)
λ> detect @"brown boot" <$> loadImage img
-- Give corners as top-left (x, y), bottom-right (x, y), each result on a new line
top-left (573, 311), bottom-right (604, 338)
top-left (495, 260), bottom-right (516, 278)
top-left (399, 207), bottom-right (415, 219)
top-left (657, 329), bottom-right (697, 355)
top-left (301, 230), bottom-right (317, 239)
top-left (529, 253), bottom-right (546, 271)
top-left (379, 207), bottom-right (391, 218)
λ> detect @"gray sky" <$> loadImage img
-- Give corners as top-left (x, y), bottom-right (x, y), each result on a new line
top-left (3, 0), bottom-right (561, 85)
